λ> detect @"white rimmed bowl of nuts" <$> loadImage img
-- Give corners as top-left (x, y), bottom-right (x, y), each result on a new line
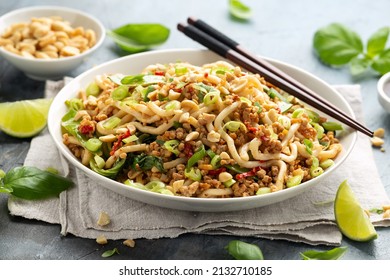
top-left (0, 6), bottom-right (105, 80)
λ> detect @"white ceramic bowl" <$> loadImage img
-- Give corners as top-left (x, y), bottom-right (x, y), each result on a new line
top-left (48, 49), bottom-right (357, 212)
top-left (0, 6), bottom-right (105, 80)
top-left (377, 72), bottom-right (390, 113)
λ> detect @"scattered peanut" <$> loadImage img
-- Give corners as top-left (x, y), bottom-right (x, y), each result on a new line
top-left (96, 235), bottom-right (108, 245)
top-left (374, 127), bottom-right (385, 138)
top-left (123, 239), bottom-right (136, 248)
top-left (371, 136), bottom-right (385, 147)
top-left (0, 16), bottom-right (96, 59)
top-left (97, 211), bottom-right (111, 226)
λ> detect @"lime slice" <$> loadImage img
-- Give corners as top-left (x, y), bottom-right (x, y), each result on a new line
top-left (0, 98), bottom-right (52, 138)
top-left (334, 180), bottom-right (378, 242)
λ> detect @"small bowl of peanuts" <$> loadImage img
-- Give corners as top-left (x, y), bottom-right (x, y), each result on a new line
top-left (0, 6), bottom-right (105, 80)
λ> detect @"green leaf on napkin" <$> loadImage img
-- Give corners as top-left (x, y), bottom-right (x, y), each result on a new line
top-left (300, 246), bottom-right (347, 260)
top-left (0, 166), bottom-right (72, 200)
top-left (107, 23), bottom-right (170, 53)
top-left (229, 0), bottom-right (252, 21)
top-left (313, 23), bottom-right (390, 77)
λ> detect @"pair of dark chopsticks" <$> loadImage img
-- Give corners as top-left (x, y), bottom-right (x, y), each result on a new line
top-left (177, 18), bottom-right (374, 137)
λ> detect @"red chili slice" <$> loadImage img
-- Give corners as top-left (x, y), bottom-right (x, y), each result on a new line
top-left (208, 167), bottom-right (226, 176)
top-left (110, 129), bottom-right (131, 156)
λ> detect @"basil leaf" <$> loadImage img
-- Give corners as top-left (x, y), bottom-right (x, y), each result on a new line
top-left (367, 27), bottom-right (390, 59)
top-left (313, 23), bottom-right (363, 65)
top-left (107, 24), bottom-right (170, 53)
top-left (349, 56), bottom-right (371, 76)
top-left (101, 248), bottom-right (119, 258)
top-left (300, 246), bottom-right (347, 260)
top-left (229, 0), bottom-right (252, 21)
top-left (2, 166), bottom-right (72, 200)
top-left (225, 240), bottom-right (264, 260)
top-left (372, 48), bottom-right (390, 75)
top-left (131, 154), bottom-right (165, 173)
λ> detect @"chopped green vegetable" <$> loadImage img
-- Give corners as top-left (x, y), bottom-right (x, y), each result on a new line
top-left (187, 144), bottom-right (207, 169)
top-left (225, 240), bottom-right (264, 260)
top-left (223, 121), bottom-right (247, 132)
top-left (223, 178), bottom-right (236, 188)
top-left (369, 208), bottom-right (385, 214)
top-left (303, 139), bottom-right (313, 155)
top-left (102, 248), bottom-right (120, 258)
top-left (210, 155), bottom-right (221, 169)
top-left (286, 174), bottom-right (303, 188)
top-left (131, 154), bottom-right (165, 173)
top-left (107, 23), bottom-right (170, 53)
top-left (124, 179), bottom-right (173, 195)
top-left (90, 158), bottom-right (126, 179)
top-left (175, 66), bottom-right (188, 76)
top-left (310, 167), bottom-right (324, 178)
top-left (165, 100), bottom-right (180, 111)
top-left (65, 98), bottom-right (84, 111)
top-left (85, 138), bottom-right (102, 152)
top-left (203, 90), bottom-right (220, 105)
top-left (322, 121), bottom-right (343, 131)
top-left (256, 187), bottom-right (271, 195)
top-left (254, 101), bottom-right (263, 113)
top-left (185, 168), bottom-right (202, 181)
top-left (111, 85), bottom-right (129, 101)
top-left (228, 0), bottom-right (252, 21)
top-left (86, 82), bottom-right (101, 96)
top-left (312, 123), bottom-right (325, 139)
top-left (122, 135), bottom-right (138, 144)
top-left (0, 166), bottom-right (72, 200)
top-left (267, 88), bottom-right (288, 102)
top-left (300, 247), bottom-right (347, 260)
top-left (102, 117), bottom-right (121, 129)
top-left (320, 159), bottom-right (334, 169)
top-left (94, 155), bottom-right (106, 169)
top-left (225, 164), bottom-right (250, 174)
top-left (121, 74), bottom-right (165, 86)
top-left (164, 140), bottom-right (180, 156)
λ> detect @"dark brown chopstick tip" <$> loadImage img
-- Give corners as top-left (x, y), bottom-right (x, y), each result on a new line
top-left (177, 23), bottom-right (186, 32)
top-left (187, 17), bottom-right (197, 24)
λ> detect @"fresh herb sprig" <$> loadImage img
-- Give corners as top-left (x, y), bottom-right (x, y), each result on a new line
top-left (107, 24), bottom-right (170, 53)
top-left (313, 23), bottom-right (390, 77)
top-left (0, 166), bottom-right (72, 200)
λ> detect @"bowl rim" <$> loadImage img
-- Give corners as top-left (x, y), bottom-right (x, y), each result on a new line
top-left (48, 48), bottom-right (357, 207)
top-left (0, 5), bottom-right (106, 63)
top-left (377, 72), bottom-right (390, 103)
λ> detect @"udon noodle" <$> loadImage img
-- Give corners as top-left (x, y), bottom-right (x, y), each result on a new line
top-left (61, 61), bottom-right (342, 198)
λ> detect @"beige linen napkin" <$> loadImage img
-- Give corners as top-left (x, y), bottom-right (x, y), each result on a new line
top-left (8, 81), bottom-right (390, 246)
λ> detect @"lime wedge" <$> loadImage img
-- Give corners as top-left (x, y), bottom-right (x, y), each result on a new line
top-left (0, 98), bottom-right (52, 138)
top-left (334, 180), bottom-right (378, 242)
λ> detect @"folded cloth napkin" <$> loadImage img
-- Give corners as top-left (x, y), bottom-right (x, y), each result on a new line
top-left (8, 80), bottom-right (390, 246)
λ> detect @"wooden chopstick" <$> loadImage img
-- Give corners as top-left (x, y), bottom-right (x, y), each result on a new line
top-left (177, 19), bottom-right (374, 138)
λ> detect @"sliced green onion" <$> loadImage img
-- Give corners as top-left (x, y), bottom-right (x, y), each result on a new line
top-left (187, 144), bottom-right (206, 169)
top-left (254, 101), bottom-right (263, 113)
top-left (320, 159), bottom-right (334, 169)
top-left (223, 121), bottom-right (247, 132)
top-left (124, 179), bottom-right (145, 189)
top-left (278, 115), bottom-right (291, 129)
top-left (173, 121), bottom-right (182, 129)
top-left (121, 74), bottom-right (165, 86)
top-left (310, 167), bottom-right (324, 178)
top-left (305, 109), bottom-right (320, 123)
top-left (311, 156), bottom-right (319, 169)
top-left (226, 164), bottom-right (250, 174)
top-left (185, 168), bottom-right (202, 181)
top-left (103, 117), bottom-right (121, 129)
top-left (240, 97), bottom-right (252, 106)
top-left (86, 82), bottom-right (101, 96)
top-left (122, 135), bottom-right (138, 144)
top-left (256, 187), bottom-right (271, 195)
top-left (111, 85), bottom-right (129, 101)
top-left (142, 86), bottom-right (155, 101)
top-left (322, 121), bottom-right (343, 131)
top-left (145, 181), bottom-right (166, 190)
top-left (223, 178), bottom-right (236, 188)
top-left (156, 189), bottom-right (174, 195)
top-left (94, 155), bottom-right (105, 169)
top-left (164, 140), bottom-right (180, 156)
top-left (279, 101), bottom-right (292, 113)
top-left (312, 123), bottom-right (324, 139)
top-left (292, 108), bottom-right (305, 118)
top-left (175, 66), bottom-right (188, 76)
top-left (203, 90), bottom-right (220, 105)
top-left (85, 138), bottom-right (102, 152)
top-left (121, 74), bottom-right (144, 85)
top-left (303, 139), bottom-right (313, 155)
top-left (286, 174), bottom-right (303, 188)
top-left (319, 139), bottom-right (330, 150)
top-left (165, 100), bottom-right (180, 111)
top-left (268, 88), bottom-right (287, 102)
top-left (206, 149), bottom-right (216, 159)
top-left (210, 155), bottom-right (221, 169)
top-left (65, 98), bottom-right (84, 111)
